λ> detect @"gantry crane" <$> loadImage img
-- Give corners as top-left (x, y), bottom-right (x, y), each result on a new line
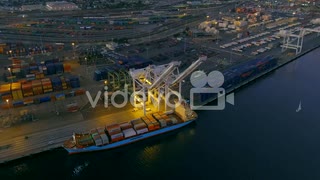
top-left (280, 25), bottom-right (320, 55)
top-left (129, 56), bottom-right (207, 115)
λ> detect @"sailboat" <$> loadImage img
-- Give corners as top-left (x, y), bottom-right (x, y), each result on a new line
top-left (296, 101), bottom-right (302, 112)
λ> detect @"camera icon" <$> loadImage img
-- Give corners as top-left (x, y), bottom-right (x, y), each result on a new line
top-left (189, 70), bottom-right (234, 110)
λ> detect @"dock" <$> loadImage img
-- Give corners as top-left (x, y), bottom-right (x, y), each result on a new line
top-left (0, 107), bottom-right (150, 164)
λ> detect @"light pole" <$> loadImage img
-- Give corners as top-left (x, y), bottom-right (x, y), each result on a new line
top-left (72, 42), bottom-right (75, 58)
top-left (7, 67), bottom-right (13, 83)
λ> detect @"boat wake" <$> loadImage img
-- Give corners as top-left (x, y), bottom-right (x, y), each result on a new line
top-left (72, 162), bottom-right (89, 176)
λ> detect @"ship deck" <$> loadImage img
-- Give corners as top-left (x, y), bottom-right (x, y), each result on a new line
top-left (66, 111), bottom-right (185, 150)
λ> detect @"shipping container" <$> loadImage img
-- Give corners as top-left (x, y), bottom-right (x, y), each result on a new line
top-left (110, 132), bottom-right (124, 143)
top-left (23, 98), bottom-right (34, 105)
top-left (75, 89), bottom-right (85, 96)
top-left (51, 76), bottom-right (62, 91)
top-left (26, 74), bottom-right (36, 81)
top-left (67, 75), bottom-right (80, 88)
top-left (59, 76), bottom-right (68, 90)
top-left (100, 133), bottom-right (109, 145)
top-left (93, 70), bottom-right (102, 81)
top-left (106, 123), bottom-right (122, 135)
top-left (0, 84), bottom-right (12, 101)
top-left (203, 56), bottom-right (278, 103)
top-left (22, 82), bottom-right (33, 97)
top-left (55, 93), bottom-right (65, 101)
top-left (32, 80), bottom-right (43, 95)
top-left (11, 82), bottom-right (23, 100)
top-left (136, 127), bottom-right (148, 135)
top-left (158, 119), bottom-right (167, 127)
top-left (39, 96), bottom-right (51, 103)
top-left (41, 65), bottom-right (48, 75)
top-left (13, 100), bottom-right (24, 108)
top-left (97, 127), bottom-right (105, 134)
top-left (122, 128), bottom-right (137, 138)
top-left (46, 63), bottom-right (56, 75)
top-left (35, 72), bottom-right (44, 79)
top-left (92, 134), bottom-right (103, 146)
top-left (54, 62), bottom-right (64, 74)
top-left (120, 122), bottom-right (133, 130)
top-left (63, 64), bottom-right (71, 72)
top-left (29, 65), bottom-right (39, 73)
top-left (134, 123), bottom-right (147, 130)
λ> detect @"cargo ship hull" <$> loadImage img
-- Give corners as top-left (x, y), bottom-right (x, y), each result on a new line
top-left (64, 119), bottom-right (195, 154)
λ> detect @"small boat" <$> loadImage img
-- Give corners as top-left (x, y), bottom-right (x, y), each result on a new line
top-left (296, 101), bottom-right (302, 112)
top-left (63, 102), bottom-right (197, 154)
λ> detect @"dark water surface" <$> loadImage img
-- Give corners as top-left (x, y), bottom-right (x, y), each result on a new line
top-left (1, 48), bottom-right (320, 180)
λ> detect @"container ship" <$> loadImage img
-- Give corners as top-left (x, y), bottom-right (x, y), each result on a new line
top-left (63, 102), bottom-right (197, 154)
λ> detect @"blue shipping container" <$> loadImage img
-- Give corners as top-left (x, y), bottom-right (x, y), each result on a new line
top-left (13, 100), bottom-right (24, 107)
top-left (70, 80), bottom-right (80, 88)
top-left (46, 63), bottom-right (56, 75)
top-left (54, 63), bottom-right (64, 74)
top-left (39, 96), bottom-right (51, 103)
top-left (93, 70), bottom-right (102, 81)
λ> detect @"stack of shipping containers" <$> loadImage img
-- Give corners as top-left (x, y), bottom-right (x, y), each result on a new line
top-left (68, 76), bottom-right (80, 88)
top-left (63, 64), bottom-right (71, 72)
top-left (11, 82), bottom-right (23, 100)
top-left (51, 76), bottom-right (62, 91)
top-left (22, 81), bottom-right (33, 97)
top-left (32, 80), bottom-right (43, 95)
top-left (106, 124), bottom-right (124, 143)
top-left (59, 76), bottom-right (68, 90)
top-left (54, 62), bottom-right (64, 74)
top-left (0, 84), bottom-right (12, 101)
top-left (46, 63), bottom-right (56, 75)
top-left (41, 78), bottom-right (53, 93)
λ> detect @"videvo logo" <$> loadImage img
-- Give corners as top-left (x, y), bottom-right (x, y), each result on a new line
top-left (189, 70), bottom-right (234, 110)
top-left (85, 84), bottom-right (183, 109)
top-left (85, 70), bottom-right (235, 111)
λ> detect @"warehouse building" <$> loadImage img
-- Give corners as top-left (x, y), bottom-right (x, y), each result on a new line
top-left (46, 1), bottom-right (79, 11)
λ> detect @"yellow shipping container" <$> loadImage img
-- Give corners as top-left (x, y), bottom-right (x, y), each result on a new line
top-left (11, 82), bottom-right (22, 99)
top-left (0, 84), bottom-right (11, 94)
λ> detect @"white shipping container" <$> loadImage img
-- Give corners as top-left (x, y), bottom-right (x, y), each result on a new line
top-left (123, 128), bottom-right (137, 138)
top-left (94, 137), bottom-right (103, 146)
top-left (100, 134), bottom-right (109, 145)
top-left (170, 117), bottom-right (178, 124)
top-left (158, 119), bottom-right (167, 127)
top-left (136, 128), bottom-right (148, 135)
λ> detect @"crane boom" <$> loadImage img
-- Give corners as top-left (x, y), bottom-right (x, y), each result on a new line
top-left (170, 56), bottom-right (207, 86)
top-left (148, 61), bottom-right (181, 89)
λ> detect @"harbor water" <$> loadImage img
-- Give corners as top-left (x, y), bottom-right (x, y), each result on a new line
top-left (1, 48), bottom-right (320, 179)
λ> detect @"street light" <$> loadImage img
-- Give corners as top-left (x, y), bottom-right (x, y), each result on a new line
top-left (7, 67), bottom-right (13, 83)
top-left (71, 42), bottom-right (75, 58)
top-left (9, 50), bottom-right (12, 57)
